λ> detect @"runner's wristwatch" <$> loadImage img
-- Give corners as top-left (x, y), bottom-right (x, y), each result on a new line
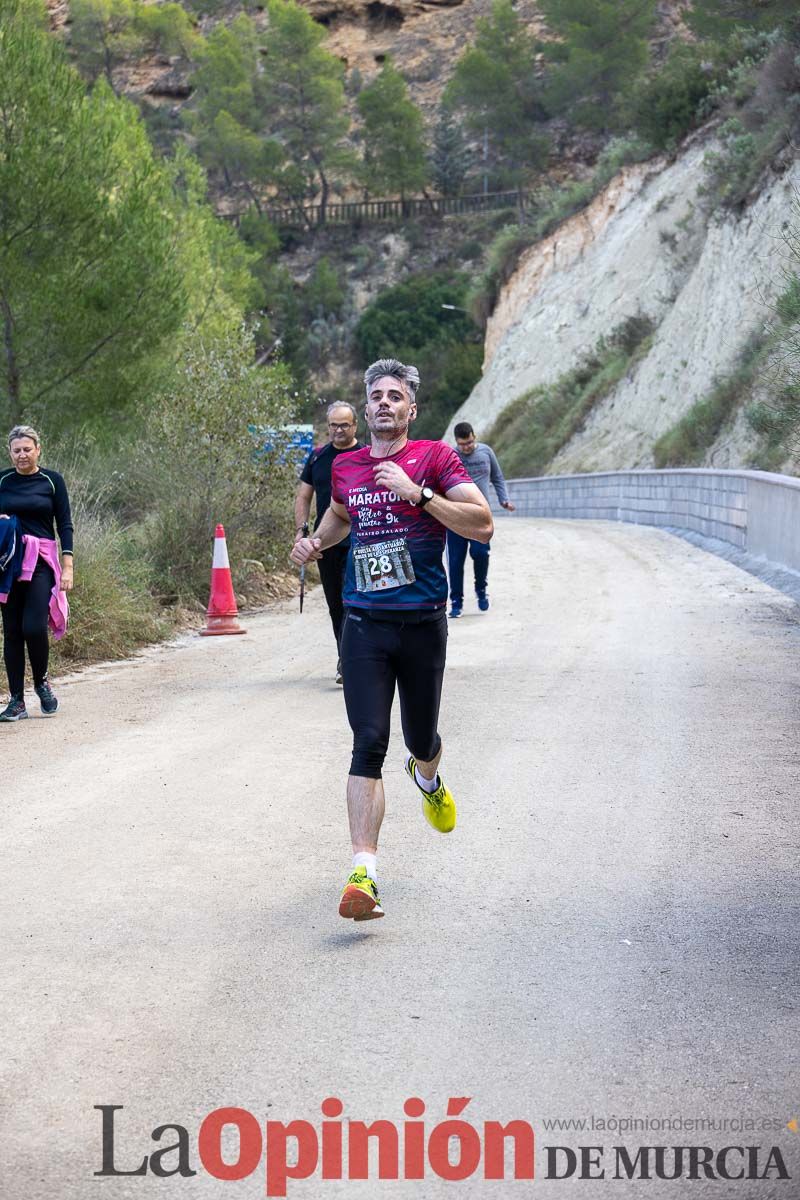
top-left (417, 486), bottom-right (435, 508)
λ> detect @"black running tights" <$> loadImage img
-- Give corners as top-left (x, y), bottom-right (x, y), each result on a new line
top-left (318, 539), bottom-right (349, 650)
top-left (340, 608), bottom-right (448, 779)
top-left (1, 561), bottom-right (54, 697)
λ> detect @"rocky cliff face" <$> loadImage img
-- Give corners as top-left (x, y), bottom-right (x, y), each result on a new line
top-left (449, 134), bottom-right (800, 472)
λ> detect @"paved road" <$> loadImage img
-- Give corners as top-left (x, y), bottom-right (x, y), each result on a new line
top-left (2, 520), bottom-right (799, 1199)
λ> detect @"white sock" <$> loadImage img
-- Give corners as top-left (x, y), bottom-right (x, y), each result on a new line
top-left (414, 764), bottom-right (439, 793)
top-left (352, 851), bottom-right (377, 881)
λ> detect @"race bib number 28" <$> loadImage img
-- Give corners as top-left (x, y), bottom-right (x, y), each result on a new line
top-left (353, 537), bottom-right (416, 593)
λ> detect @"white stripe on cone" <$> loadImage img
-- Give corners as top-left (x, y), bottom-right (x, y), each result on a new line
top-left (212, 536), bottom-right (230, 569)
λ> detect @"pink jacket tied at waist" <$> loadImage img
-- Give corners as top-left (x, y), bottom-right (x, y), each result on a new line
top-left (0, 535), bottom-right (69, 640)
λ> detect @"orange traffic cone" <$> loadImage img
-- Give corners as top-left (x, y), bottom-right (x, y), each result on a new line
top-left (200, 524), bottom-right (246, 636)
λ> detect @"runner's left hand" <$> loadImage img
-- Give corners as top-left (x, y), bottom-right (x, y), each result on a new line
top-left (501, 500), bottom-right (516, 511)
top-left (60, 564), bottom-right (74, 591)
top-left (372, 460), bottom-right (419, 502)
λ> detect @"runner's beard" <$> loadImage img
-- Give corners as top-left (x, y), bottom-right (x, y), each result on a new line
top-left (369, 413), bottom-right (409, 446)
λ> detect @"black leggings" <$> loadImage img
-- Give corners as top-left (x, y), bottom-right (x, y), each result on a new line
top-left (1, 560), bottom-right (54, 697)
top-left (340, 608), bottom-right (448, 779)
top-left (318, 539), bottom-right (349, 650)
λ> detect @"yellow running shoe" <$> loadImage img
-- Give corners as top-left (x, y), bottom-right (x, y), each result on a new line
top-left (339, 866), bottom-right (384, 920)
top-left (405, 754), bottom-right (457, 833)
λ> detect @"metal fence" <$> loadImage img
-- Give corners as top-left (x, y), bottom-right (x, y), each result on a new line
top-left (260, 190), bottom-right (529, 228)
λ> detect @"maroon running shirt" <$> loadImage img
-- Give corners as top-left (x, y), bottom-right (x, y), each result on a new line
top-left (331, 439), bottom-right (471, 611)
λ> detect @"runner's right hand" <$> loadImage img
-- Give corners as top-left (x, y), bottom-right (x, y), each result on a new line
top-left (290, 536), bottom-right (323, 565)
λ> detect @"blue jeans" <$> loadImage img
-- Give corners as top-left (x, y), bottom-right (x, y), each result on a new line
top-left (447, 531), bottom-right (490, 603)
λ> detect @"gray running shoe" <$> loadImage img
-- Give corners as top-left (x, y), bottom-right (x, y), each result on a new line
top-left (335, 657), bottom-right (343, 686)
top-left (0, 696), bottom-right (28, 722)
top-left (34, 678), bottom-right (58, 715)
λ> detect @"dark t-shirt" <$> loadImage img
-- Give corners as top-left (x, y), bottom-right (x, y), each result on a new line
top-left (0, 468), bottom-right (73, 553)
top-left (331, 439), bottom-right (471, 612)
top-left (300, 441), bottom-right (363, 531)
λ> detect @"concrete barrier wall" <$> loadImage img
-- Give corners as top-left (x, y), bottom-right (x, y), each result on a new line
top-left (494, 468), bottom-right (800, 578)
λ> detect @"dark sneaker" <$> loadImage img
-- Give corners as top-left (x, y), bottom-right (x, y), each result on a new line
top-left (476, 590), bottom-right (490, 612)
top-left (34, 678), bottom-right (58, 715)
top-left (0, 696), bottom-right (28, 722)
top-left (449, 602), bottom-right (462, 618)
top-left (335, 657), bottom-right (343, 686)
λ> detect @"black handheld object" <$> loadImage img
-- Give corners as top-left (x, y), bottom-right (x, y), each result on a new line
top-left (299, 521), bottom-right (309, 612)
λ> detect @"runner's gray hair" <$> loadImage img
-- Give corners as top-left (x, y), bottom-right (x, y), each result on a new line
top-left (364, 358), bottom-right (420, 403)
top-left (7, 424), bottom-right (40, 448)
top-left (326, 401), bottom-right (358, 423)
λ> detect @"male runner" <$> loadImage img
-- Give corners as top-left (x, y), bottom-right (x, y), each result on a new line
top-left (295, 403), bottom-right (362, 683)
top-left (447, 421), bottom-right (515, 617)
top-left (290, 359), bottom-right (492, 920)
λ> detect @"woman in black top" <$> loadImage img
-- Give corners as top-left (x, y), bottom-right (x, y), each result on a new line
top-left (0, 425), bottom-right (74, 721)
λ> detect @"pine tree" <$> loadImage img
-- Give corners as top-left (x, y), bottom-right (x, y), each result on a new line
top-left (134, 2), bottom-right (198, 58)
top-left (184, 16), bottom-right (285, 212)
top-left (445, 0), bottom-right (548, 192)
top-left (69, 0), bottom-right (138, 91)
top-left (429, 108), bottom-right (471, 198)
top-left (357, 60), bottom-right (429, 199)
top-left (259, 0), bottom-right (355, 222)
top-left (539, 0), bottom-right (656, 130)
top-left (0, 0), bottom-right (251, 425)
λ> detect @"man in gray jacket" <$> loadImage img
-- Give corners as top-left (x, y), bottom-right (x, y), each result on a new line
top-left (447, 422), bottom-right (515, 616)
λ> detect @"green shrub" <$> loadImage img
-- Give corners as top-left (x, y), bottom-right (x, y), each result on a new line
top-left (345, 243), bottom-right (375, 277)
top-left (456, 238), bottom-right (483, 261)
top-left (134, 2), bottom-right (197, 57)
top-left (354, 271), bottom-right (476, 363)
top-left (467, 222), bottom-right (539, 326)
top-left (702, 116), bottom-right (776, 209)
top-left (593, 135), bottom-right (653, 180)
top-left (238, 210), bottom-right (281, 264)
top-left (695, 31), bottom-right (779, 120)
top-left (51, 509), bottom-right (170, 668)
top-left (775, 275), bottom-right (800, 324)
top-left (135, 326), bottom-right (298, 602)
top-left (627, 44), bottom-right (715, 149)
top-left (747, 386), bottom-right (800, 465)
top-left (305, 256), bottom-right (346, 318)
top-left (700, 41), bottom-right (800, 211)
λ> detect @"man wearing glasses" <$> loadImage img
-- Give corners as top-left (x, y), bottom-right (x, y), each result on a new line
top-left (295, 403), bottom-right (363, 683)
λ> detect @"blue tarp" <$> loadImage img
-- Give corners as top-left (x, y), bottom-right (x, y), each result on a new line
top-left (250, 424), bottom-right (314, 471)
